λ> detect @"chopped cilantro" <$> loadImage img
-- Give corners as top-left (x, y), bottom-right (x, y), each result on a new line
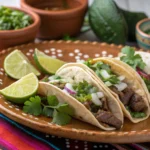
top-left (23, 95), bottom-right (74, 125)
top-left (126, 106), bottom-right (146, 118)
top-left (120, 46), bottom-right (146, 70)
top-left (72, 81), bottom-right (97, 103)
top-left (84, 61), bottom-right (119, 86)
top-left (76, 94), bottom-right (92, 103)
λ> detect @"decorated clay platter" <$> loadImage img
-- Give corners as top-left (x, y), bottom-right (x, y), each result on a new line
top-left (0, 40), bottom-right (149, 143)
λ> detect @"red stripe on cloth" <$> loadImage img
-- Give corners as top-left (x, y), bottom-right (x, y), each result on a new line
top-left (0, 119), bottom-right (52, 150)
top-left (0, 137), bottom-right (18, 150)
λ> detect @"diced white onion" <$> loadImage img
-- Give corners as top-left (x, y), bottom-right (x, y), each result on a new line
top-left (97, 92), bottom-right (104, 98)
top-left (100, 69), bottom-right (110, 79)
top-left (49, 80), bottom-right (60, 83)
top-left (114, 82), bottom-right (127, 91)
top-left (105, 81), bottom-right (112, 87)
top-left (91, 93), bottom-right (102, 106)
top-left (48, 75), bottom-right (56, 81)
top-left (64, 83), bottom-right (76, 94)
top-left (118, 75), bottom-right (125, 81)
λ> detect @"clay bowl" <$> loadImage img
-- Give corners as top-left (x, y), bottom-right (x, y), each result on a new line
top-left (20, 0), bottom-right (88, 39)
top-left (136, 18), bottom-right (150, 50)
top-left (0, 7), bottom-right (40, 50)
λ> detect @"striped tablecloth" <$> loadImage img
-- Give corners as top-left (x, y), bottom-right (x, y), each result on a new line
top-left (0, 113), bottom-right (150, 150)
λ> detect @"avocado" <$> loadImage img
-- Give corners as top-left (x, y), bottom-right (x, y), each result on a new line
top-left (121, 9), bottom-right (148, 41)
top-left (89, 0), bottom-right (128, 44)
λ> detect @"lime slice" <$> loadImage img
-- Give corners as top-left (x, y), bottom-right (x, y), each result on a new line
top-left (4, 50), bottom-right (40, 79)
top-left (0, 73), bottom-right (38, 104)
top-left (34, 49), bottom-right (65, 74)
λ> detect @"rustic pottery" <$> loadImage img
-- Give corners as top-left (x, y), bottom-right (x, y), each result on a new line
top-left (0, 7), bottom-right (40, 50)
top-left (20, 0), bottom-right (88, 39)
top-left (0, 40), bottom-right (150, 143)
top-left (136, 18), bottom-right (150, 50)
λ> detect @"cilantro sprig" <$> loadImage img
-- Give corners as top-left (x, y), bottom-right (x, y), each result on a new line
top-left (120, 46), bottom-right (146, 70)
top-left (23, 95), bottom-right (74, 125)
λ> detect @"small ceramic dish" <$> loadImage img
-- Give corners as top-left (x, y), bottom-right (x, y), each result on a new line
top-left (0, 7), bottom-right (40, 49)
top-left (136, 18), bottom-right (150, 50)
top-left (20, 0), bottom-right (88, 39)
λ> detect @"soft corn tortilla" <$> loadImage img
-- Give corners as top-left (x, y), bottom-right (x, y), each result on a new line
top-left (48, 66), bottom-right (124, 130)
top-left (58, 60), bottom-right (150, 123)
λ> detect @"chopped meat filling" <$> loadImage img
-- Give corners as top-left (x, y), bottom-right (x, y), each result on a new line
top-left (83, 97), bottom-right (122, 129)
top-left (110, 86), bottom-right (147, 114)
top-left (51, 82), bottom-right (66, 89)
top-left (96, 110), bottom-right (122, 129)
top-left (130, 94), bottom-right (147, 112)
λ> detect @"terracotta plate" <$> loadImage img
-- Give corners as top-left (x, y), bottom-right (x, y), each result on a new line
top-left (0, 40), bottom-right (149, 144)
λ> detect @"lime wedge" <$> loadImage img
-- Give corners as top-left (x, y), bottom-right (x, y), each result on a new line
top-left (34, 49), bottom-right (65, 74)
top-left (4, 50), bottom-right (40, 79)
top-left (0, 73), bottom-right (38, 104)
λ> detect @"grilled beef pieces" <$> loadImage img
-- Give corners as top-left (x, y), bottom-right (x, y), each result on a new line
top-left (96, 110), bottom-right (122, 129)
top-left (110, 87), bottom-right (147, 113)
top-left (83, 97), bottom-right (122, 129)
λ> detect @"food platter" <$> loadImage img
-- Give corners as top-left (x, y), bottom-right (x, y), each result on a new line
top-left (0, 40), bottom-right (150, 144)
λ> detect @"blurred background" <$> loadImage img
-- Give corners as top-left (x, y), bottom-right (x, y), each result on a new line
top-left (1, 0), bottom-right (150, 17)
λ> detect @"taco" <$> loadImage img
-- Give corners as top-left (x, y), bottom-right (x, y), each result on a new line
top-left (81, 58), bottom-right (150, 123)
top-left (43, 66), bottom-right (123, 130)
top-left (118, 48), bottom-right (150, 94)
top-left (58, 58), bottom-right (150, 123)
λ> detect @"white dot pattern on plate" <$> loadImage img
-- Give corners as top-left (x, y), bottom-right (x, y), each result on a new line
top-left (9, 105), bottom-right (13, 108)
top-left (51, 51), bottom-right (56, 55)
top-left (58, 53), bottom-right (63, 57)
top-left (0, 68), bottom-right (4, 71)
top-left (22, 113), bottom-right (27, 116)
top-left (83, 54), bottom-right (89, 59)
top-left (57, 49), bottom-right (62, 53)
top-left (108, 54), bottom-right (113, 58)
top-left (50, 48), bottom-right (55, 51)
top-left (75, 56), bottom-right (80, 60)
top-left (78, 53), bottom-right (83, 56)
top-left (102, 51), bottom-right (107, 55)
top-left (0, 72), bottom-right (3, 75)
top-left (74, 49), bottom-right (80, 53)
top-left (44, 50), bottom-right (50, 54)
top-left (95, 54), bottom-right (100, 57)
top-left (29, 49), bottom-right (33, 53)
top-left (69, 53), bottom-right (74, 57)
top-left (26, 52), bottom-right (31, 56)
